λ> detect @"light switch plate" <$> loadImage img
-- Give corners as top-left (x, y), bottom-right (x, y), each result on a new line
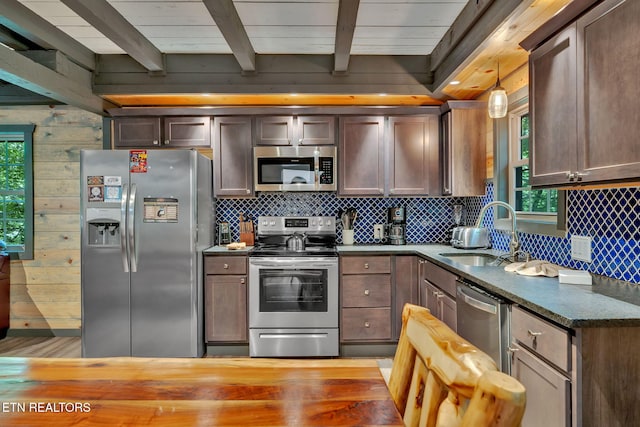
top-left (571, 235), bottom-right (592, 262)
top-left (373, 224), bottom-right (384, 239)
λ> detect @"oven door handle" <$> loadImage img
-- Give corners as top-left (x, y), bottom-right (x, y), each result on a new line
top-left (250, 259), bottom-right (336, 268)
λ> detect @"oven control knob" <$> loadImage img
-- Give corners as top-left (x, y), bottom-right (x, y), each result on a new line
top-left (311, 219), bottom-right (317, 226)
top-left (318, 219), bottom-right (324, 226)
top-left (325, 219), bottom-right (332, 227)
top-left (270, 220), bottom-right (276, 226)
top-left (262, 220), bottom-right (268, 227)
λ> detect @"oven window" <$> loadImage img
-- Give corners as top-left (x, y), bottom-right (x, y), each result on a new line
top-left (257, 157), bottom-right (314, 184)
top-left (259, 269), bottom-right (328, 312)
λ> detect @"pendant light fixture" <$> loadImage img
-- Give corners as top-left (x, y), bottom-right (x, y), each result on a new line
top-left (488, 61), bottom-right (508, 118)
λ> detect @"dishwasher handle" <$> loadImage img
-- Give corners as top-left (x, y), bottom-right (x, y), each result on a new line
top-left (457, 285), bottom-right (497, 315)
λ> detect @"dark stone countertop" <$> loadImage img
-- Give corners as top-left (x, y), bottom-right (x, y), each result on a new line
top-left (338, 244), bottom-right (640, 329)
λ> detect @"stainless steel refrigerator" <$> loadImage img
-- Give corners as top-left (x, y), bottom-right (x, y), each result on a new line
top-left (80, 149), bottom-right (213, 357)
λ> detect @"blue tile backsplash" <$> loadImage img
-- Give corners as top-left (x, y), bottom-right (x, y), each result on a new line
top-left (216, 184), bottom-right (640, 284)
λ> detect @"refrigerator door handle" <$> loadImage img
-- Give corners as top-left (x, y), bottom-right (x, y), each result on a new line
top-left (128, 183), bottom-right (138, 273)
top-left (120, 184), bottom-right (130, 272)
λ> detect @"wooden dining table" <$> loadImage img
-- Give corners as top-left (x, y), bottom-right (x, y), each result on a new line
top-left (0, 357), bottom-right (404, 426)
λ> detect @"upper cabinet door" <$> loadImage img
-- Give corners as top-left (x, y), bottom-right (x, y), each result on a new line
top-left (576, 0), bottom-right (640, 184)
top-left (296, 116), bottom-right (335, 145)
top-left (113, 117), bottom-right (162, 148)
top-left (255, 116), bottom-right (294, 145)
top-left (163, 117), bottom-right (211, 147)
top-left (529, 25), bottom-right (578, 187)
top-left (338, 116), bottom-right (385, 196)
top-left (388, 115), bottom-right (438, 196)
top-left (213, 117), bottom-right (254, 197)
top-left (440, 101), bottom-right (487, 196)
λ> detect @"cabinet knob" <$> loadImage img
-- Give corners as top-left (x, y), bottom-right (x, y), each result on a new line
top-left (364, 263), bottom-right (369, 269)
top-left (246, 189), bottom-right (251, 194)
top-left (153, 140), bottom-right (159, 145)
top-left (527, 329), bottom-right (543, 337)
top-left (364, 321), bottom-right (370, 328)
top-left (240, 278), bottom-right (245, 284)
top-left (223, 263), bottom-right (229, 269)
top-left (364, 289), bottom-right (370, 296)
top-left (507, 346), bottom-right (520, 353)
top-left (164, 140), bottom-right (170, 145)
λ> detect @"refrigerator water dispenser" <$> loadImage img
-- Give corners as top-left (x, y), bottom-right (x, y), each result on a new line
top-left (86, 208), bottom-right (121, 246)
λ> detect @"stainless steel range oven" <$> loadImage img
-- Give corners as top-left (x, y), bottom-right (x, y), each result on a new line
top-left (249, 216), bottom-right (339, 357)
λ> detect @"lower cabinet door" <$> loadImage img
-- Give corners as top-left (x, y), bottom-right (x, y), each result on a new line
top-left (511, 343), bottom-right (571, 427)
top-left (205, 276), bottom-right (247, 342)
top-left (439, 292), bottom-right (457, 332)
top-left (341, 307), bottom-right (391, 341)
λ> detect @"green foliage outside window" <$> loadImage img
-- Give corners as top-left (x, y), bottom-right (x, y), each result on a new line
top-left (514, 114), bottom-right (557, 215)
top-left (0, 125), bottom-right (34, 258)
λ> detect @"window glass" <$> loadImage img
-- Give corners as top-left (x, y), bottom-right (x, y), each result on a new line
top-left (0, 125), bottom-right (34, 258)
top-left (510, 111), bottom-right (557, 216)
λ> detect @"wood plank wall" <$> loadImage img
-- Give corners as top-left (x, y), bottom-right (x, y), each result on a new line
top-left (478, 63), bottom-right (529, 180)
top-left (0, 106), bottom-right (103, 332)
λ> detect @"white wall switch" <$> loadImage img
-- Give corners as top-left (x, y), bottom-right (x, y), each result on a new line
top-left (571, 235), bottom-right (592, 262)
top-left (373, 224), bottom-right (384, 239)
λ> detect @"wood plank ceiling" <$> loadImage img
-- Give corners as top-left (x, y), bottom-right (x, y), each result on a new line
top-left (0, 0), bottom-right (572, 112)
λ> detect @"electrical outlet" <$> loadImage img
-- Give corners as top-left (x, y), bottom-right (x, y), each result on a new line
top-left (373, 224), bottom-right (384, 239)
top-left (571, 235), bottom-right (592, 262)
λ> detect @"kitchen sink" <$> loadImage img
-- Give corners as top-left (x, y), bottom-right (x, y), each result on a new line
top-left (439, 252), bottom-right (510, 267)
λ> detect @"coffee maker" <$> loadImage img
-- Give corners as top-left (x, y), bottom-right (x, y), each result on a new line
top-left (384, 206), bottom-right (406, 245)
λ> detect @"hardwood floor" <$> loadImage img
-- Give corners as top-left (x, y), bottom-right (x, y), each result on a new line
top-left (0, 337), bottom-right (81, 358)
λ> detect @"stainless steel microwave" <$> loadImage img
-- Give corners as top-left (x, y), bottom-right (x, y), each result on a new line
top-left (254, 146), bottom-right (337, 192)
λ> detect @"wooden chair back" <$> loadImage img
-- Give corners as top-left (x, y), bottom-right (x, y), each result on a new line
top-left (388, 303), bottom-right (526, 427)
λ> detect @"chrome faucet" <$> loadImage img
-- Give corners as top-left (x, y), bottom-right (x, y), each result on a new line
top-left (475, 201), bottom-right (520, 257)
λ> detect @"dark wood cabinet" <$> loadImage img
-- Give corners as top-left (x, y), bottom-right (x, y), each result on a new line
top-left (213, 116), bottom-right (254, 197)
top-left (255, 115), bottom-right (335, 146)
top-left (338, 116), bottom-right (385, 196)
top-left (296, 116), bottom-right (335, 145)
top-left (440, 101), bottom-right (487, 196)
top-left (388, 116), bottom-right (439, 196)
top-left (204, 255), bottom-right (248, 343)
top-left (529, 25), bottom-right (578, 187)
top-left (340, 255), bottom-right (392, 342)
top-left (113, 117), bottom-right (161, 147)
top-left (393, 256), bottom-right (418, 340)
top-left (339, 115), bottom-right (439, 196)
top-left (254, 116), bottom-right (294, 145)
top-left (418, 258), bottom-right (457, 332)
top-left (528, 0), bottom-right (640, 187)
top-left (510, 305), bottom-right (571, 427)
top-left (113, 116), bottom-right (211, 148)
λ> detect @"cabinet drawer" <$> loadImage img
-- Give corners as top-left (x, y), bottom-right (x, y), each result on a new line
top-left (341, 256), bottom-right (391, 274)
top-left (341, 308), bottom-right (392, 341)
top-left (342, 274), bottom-right (391, 308)
top-left (205, 256), bottom-right (247, 275)
top-left (423, 260), bottom-right (458, 297)
top-left (512, 305), bottom-right (571, 372)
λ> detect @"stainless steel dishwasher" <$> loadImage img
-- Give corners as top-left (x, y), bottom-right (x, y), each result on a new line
top-left (456, 280), bottom-right (510, 373)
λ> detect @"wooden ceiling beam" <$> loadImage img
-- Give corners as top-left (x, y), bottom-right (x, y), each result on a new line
top-left (428, 0), bottom-right (534, 96)
top-left (333, 0), bottom-right (360, 74)
top-left (61, 0), bottom-right (164, 72)
top-left (0, 44), bottom-right (113, 114)
top-left (202, 0), bottom-right (256, 73)
top-left (94, 53), bottom-right (432, 96)
top-left (0, 0), bottom-right (95, 70)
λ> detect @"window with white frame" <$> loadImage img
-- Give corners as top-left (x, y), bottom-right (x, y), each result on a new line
top-left (508, 106), bottom-right (558, 222)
